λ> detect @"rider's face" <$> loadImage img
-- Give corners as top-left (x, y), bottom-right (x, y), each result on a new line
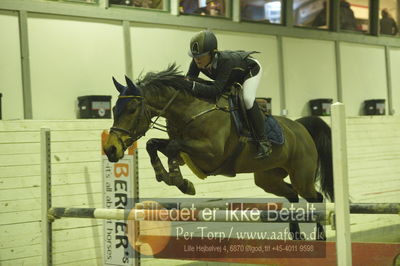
top-left (194, 53), bottom-right (212, 69)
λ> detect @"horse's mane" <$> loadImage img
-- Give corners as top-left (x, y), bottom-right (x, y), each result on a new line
top-left (136, 63), bottom-right (212, 94)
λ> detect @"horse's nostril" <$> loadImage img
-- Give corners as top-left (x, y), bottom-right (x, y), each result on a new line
top-left (109, 145), bottom-right (116, 154)
top-left (104, 145), bottom-right (117, 156)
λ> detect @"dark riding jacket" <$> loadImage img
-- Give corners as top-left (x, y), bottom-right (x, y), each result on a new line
top-left (186, 50), bottom-right (259, 99)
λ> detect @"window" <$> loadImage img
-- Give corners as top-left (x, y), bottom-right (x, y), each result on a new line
top-left (180, 0), bottom-right (227, 17)
top-left (293, 0), bottom-right (370, 32)
top-left (379, 0), bottom-right (399, 36)
top-left (342, 0), bottom-right (369, 32)
top-left (48, 0), bottom-right (98, 3)
top-left (293, 0), bottom-right (329, 29)
top-left (110, 0), bottom-right (163, 10)
top-left (240, 0), bottom-right (282, 24)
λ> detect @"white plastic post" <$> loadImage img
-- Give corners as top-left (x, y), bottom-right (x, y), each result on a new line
top-left (41, 128), bottom-right (52, 266)
top-left (330, 102), bottom-right (352, 266)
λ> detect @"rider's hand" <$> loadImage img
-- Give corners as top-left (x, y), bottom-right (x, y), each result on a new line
top-left (183, 79), bottom-right (197, 95)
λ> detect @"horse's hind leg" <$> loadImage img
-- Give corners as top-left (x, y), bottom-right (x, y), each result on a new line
top-left (289, 164), bottom-right (326, 241)
top-left (254, 168), bottom-right (304, 240)
top-left (305, 191), bottom-right (326, 241)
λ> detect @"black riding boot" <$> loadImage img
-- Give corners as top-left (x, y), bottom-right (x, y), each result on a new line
top-left (246, 103), bottom-right (272, 159)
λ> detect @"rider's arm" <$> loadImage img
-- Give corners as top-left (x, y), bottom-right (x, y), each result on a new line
top-left (191, 59), bottom-right (232, 99)
top-left (186, 60), bottom-right (200, 78)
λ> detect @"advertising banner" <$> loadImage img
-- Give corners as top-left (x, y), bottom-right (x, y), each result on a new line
top-left (102, 131), bottom-right (137, 266)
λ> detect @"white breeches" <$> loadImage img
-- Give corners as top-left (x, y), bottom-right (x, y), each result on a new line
top-left (243, 58), bottom-right (262, 109)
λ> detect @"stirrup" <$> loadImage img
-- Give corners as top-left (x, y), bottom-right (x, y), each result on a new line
top-left (255, 141), bottom-right (272, 159)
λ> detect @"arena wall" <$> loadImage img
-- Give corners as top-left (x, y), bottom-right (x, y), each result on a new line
top-left (0, 116), bottom-right (399, 265)
top-left (1, 11), bottom-right (400, 119)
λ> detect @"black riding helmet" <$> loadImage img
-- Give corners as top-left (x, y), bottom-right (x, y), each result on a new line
top-left (188, 30), bottom-right (218, 58)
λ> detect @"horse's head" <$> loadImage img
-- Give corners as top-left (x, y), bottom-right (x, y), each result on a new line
top-left (103, 76), bottom-right (151, 162)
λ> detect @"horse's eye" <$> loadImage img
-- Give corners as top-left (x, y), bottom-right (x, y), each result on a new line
top-left (128, 101), bottom-right (141, 112)
top-left (127, 104), bottom-right (136, 112)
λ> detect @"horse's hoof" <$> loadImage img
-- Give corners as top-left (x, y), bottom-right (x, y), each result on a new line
top-left (185, 181), bottom-right (196, 195)
top-left (155, 174), bottom-right (163, 182)
top-left (316, 231), bottom-right (327, 241)
top-left (178, 180), bottom-right (196, 195)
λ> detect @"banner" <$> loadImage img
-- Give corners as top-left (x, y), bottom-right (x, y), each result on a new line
top-left (102, 130), bottom-right (137, 266)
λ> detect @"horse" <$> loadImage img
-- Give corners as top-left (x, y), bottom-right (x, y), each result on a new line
top-left (103, 64), bottom-right (334, 241)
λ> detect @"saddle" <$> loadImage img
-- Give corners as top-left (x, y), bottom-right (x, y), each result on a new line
top-left (226, 83), bottom-right (284, 145)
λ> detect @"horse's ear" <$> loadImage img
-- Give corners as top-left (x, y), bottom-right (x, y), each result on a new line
top-left (124, 75), bottom-right (135, 89)
top-left (125, 75), bottom-right (142, 96)
top-left (112, 77), bottom-right (125, 93)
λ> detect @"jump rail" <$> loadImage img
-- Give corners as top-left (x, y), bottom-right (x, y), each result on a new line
top-left (48, 207), bottom-right (330, 223)
top-left (48, 203), bottom-right (400, 223)
top-left (134, 202), bottom-right (400, 214)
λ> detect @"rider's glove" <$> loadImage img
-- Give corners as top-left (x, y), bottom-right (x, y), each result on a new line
top-left (191, 81), bottom-right (198, 96)
top-left (183, 78), bottom-right (198, 96)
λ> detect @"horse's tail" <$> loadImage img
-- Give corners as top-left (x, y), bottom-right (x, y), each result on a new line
top-left (296, 116), bottom-right (334, 202)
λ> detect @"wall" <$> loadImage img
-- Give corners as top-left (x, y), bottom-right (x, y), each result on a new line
top-left (1, 117), bottom-right (400, 265)
top-left (0, 120), bottom-right (110, 265)
top-left (390, 47), bottom-right (400, 115)
top-left (283, 37), bottom-right (337, 116)
top-left (130, 24), bottom-right (197, 79)
top-left (341, 42), bottom-right (388, 116)
top-left (0, 11), bottom-right (24, 120)
top-left (1, 4), bottom-right (399, 266)
top-left (0, 12), bottom-right (399, 118)
top-left (217, 31), bottom-right (281, 114)
top-left (28, 14), bottom-right (125, 119)
top-left (130, 26), bottom-right (281, 114)
top-left (346, 116), bottom-right (400, 203)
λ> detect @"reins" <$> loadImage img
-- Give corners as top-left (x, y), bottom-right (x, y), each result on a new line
top-left (184, 103), bottom-right (230, 126)
top-left (110, 85), bottom-right (232, 140)
top-left (149, 89), bottom-right (180, 132)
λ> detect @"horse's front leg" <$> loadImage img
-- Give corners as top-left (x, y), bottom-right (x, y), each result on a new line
top-left (146, 138), bottom-right (169, 183)
top-left (146, 138), bottom-right (195, 195)
top-left (167, 157), bottom-right (195, 195)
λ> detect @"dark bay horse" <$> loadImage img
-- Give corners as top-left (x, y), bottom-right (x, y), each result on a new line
top-left (103, 64), bottom-right (334, 240)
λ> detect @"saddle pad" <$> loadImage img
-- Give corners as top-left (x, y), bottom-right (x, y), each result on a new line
top-left (265, 115), bottom-right (284, 145)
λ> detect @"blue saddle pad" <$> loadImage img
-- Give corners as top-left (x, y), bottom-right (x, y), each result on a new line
top-left (265, 116), bottom-right (284, 145)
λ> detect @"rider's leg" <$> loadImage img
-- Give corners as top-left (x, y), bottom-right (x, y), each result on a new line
top-left (246, 103), bottom-right (272, 159)
top-left (243, 59), bottom-right (272, 159)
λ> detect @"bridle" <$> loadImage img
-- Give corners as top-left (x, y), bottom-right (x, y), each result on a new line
top-left (109, 90), bottom-right (181, 149)
top-left (109, 87), bottom-right (231, 150)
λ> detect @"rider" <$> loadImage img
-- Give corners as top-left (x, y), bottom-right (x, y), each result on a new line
top-left (185, 30), bottom-right (271, 159)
